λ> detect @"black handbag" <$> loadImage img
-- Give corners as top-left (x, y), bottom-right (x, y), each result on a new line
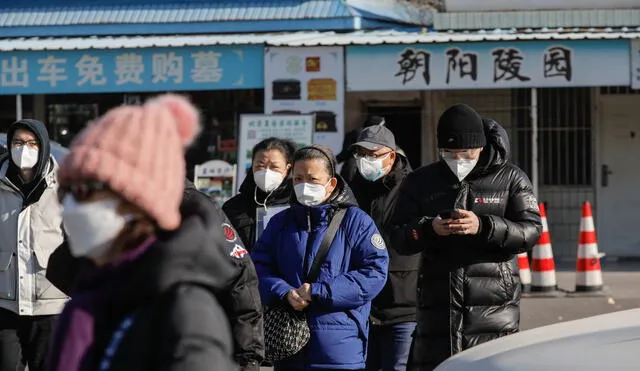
top-left (263, 208), bottom-right (347, 363)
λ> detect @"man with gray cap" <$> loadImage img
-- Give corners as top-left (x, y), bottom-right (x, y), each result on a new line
top-left (345, 120), bottom-right (419, 371)
top-left (391, 104), bottom-right (542, 370)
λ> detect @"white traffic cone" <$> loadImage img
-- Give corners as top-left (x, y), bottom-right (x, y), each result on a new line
top-left (530, 203), bottom-right (562, 296)
top-left (517, 252), bottom-right (531, 293)
top-left (574, 201), bottom-right (605, 293)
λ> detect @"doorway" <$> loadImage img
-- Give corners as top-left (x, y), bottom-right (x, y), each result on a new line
top-left (597, 94), bottom-right (640, 257)
top-left (367, 106), bottom-right (422, 169)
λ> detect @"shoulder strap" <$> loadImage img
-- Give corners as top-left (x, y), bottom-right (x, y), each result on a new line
top-left (306, 208), bottom-right (347, 282)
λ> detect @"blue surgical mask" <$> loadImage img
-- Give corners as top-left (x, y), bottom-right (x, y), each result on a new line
top-left (356, 153), bottom-right (391, 182)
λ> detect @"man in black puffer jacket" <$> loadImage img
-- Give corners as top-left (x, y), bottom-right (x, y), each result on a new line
top-left (391, 104), bottom-right (542, 371)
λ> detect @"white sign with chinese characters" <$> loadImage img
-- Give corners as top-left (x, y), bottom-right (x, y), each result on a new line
top-left (347, 40), bottom-right (631, 91)
top-left (264, 47), bottom-right (345, 155)
top-left (236, 114), bottom-right (315, 192)
top-left (631, 40), bottom-right (640, 90)
top-left (194, 160), bottom-right (237, 206)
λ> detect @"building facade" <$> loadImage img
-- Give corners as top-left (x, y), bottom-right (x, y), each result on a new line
top-left (1, 0), bottom-right (639, 259)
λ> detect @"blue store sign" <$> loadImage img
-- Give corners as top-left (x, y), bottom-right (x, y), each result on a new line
top-left (0, 45), bottom-right (264, 95)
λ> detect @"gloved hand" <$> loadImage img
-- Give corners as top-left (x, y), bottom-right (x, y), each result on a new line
top-left (407, 216), bottom-right (434, 241)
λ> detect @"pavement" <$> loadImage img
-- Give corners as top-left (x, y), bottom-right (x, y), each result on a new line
top-left (26, 261), bottom-right (637, 371)
top-left (262, 261), bottom-right (640, 370)
top-left (520, 261), bottom-right (640, 330)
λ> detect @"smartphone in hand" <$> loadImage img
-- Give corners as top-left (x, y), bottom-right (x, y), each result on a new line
top-left (438, 209), bottom-right (458, 219)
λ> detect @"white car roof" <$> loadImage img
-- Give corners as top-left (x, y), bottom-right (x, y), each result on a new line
top-left (435, 308), bottom-right (640, 371)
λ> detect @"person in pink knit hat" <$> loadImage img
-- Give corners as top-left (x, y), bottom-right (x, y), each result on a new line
top-left (45, 94), bottom-right (238, 371)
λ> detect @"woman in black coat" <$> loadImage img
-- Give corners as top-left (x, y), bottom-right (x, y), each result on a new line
top-left (223, 137), bottom-right (297, 251)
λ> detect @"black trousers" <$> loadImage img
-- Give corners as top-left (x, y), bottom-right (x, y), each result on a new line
top-left (0, 308), bottom-right (56, 371)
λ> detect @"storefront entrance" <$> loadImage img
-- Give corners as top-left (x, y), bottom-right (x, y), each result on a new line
top-left (367, 105), bottom-right (423, 169)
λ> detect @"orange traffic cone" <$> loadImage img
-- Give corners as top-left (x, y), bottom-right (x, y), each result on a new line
top-left (517, 252), bottom-right (531, 292)
top-left (530, 203), bottom-right (561, 295)
top-left (574, 201), bottom-right (605, 294)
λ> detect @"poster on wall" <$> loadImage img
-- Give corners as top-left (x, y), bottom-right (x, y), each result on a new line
top-left (264, 46), bottom-right (345, 156)
top-left (194, 160), bottom-right (237, 206)
top-left (632, 40), bottom-right (640, 90)
top-left (236, 113), bottom-right (315, 192)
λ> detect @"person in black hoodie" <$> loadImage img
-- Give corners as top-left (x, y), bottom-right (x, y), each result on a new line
top-left (344, 123), bottom-right (419, 371)
top-left (46, 94), bottom-right (237, 371)
top-left (391, 104), bottom-right (542, 370)
top-left (223, 137), bottom-right (297, 251)
top-left (0, 119), bottom-right (67, 371)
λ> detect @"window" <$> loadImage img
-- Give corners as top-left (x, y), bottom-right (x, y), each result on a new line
top-left (514, 87), bottom-right (592, 186)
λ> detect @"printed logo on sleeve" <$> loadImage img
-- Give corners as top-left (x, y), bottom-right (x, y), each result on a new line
top-left (370, 234), bottom-right (386, 250)
top-left (230, 244), bottom-right (248, 259)
top-left (222, 223), bottom-right (237, 242)
top-left (524, 195), bottom-right (540, 212)
top-left (474, 197), bottom-right (503, 204)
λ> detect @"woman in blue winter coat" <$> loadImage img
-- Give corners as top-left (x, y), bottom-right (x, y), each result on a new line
top-left (252, 144), bottom-right (389, 371)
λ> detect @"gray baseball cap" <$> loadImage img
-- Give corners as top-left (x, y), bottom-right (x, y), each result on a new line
top-left (350, 122), bottom-right (397, 152)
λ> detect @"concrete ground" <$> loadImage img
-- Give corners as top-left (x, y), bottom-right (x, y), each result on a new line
top-left (521, 261), bottom-right (640, 330)
top-left (262, 261), bottom-right (640, 370)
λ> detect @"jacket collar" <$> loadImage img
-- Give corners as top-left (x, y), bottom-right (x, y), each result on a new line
top-left (238, 171), bottom-right (293, 207)
top-left (0, 155), bottom-right (57, 191)
top-left (291, 203), bottom-right (332, 231)
top-left (381, 155), bottom-right (411, 190)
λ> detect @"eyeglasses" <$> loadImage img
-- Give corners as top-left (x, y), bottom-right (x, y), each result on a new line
top-left (440, 150), bottom-right (477, 160)
top-left (353, 151), bottom-right (392, 161)
top-left (12, 139), bottom-right (39, 149)
top-left (58, 181), bottom-right (110, 203)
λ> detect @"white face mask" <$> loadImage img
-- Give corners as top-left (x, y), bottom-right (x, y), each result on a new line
top-left (11, 146), bottom-right (39, 169)
top-left (254, 169), bottom-right (284, 193)
top-left (294, 181), bottom-right (331, 207)
top-left (356, 153), bottom-right (391, 182)
top-left (444, 158), bottom-right (478, 181)
top-left (61, 195), bottom-right (132, 259)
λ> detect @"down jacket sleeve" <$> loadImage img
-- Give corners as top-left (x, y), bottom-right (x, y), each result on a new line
top-left (251, 213), bottom-right (296, 305)
top-left (155, 285), bottom-right (238, 371)
top-left (184, 182), bottom-right (264, 371)
top-left (388, 173), bottom-right (431, 255)
top-left (310, 208), bottom-right (389, 311)
top-left (218, 253), bottom-right (264, 371)
top-left (479, 168), bottom-right (542, 254)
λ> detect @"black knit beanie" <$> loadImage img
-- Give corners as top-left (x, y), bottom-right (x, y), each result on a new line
top-left (437, 104), bottom-right (486, 149)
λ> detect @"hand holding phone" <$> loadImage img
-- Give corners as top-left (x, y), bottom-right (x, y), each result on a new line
top-left (438, 209), bottom-right (458, 220)
top-left (448, 209), bottom-right (481, 235)
top-left (433, 209), bottom-right (458, 236)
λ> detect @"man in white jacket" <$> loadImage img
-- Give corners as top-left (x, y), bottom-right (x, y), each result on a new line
top-left (0, 119), bottom-right (67, 371)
